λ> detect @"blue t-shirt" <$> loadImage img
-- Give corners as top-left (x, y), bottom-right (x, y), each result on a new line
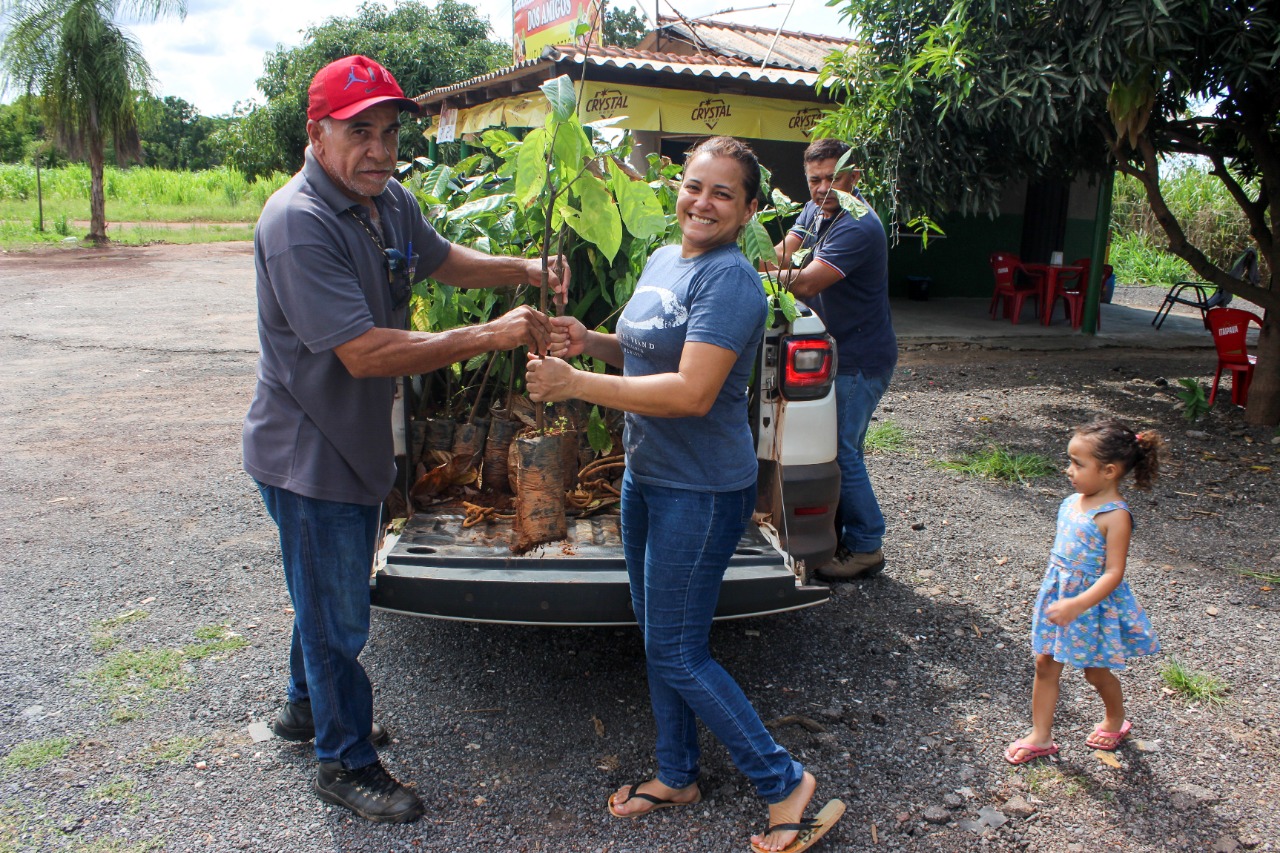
top-left (244, 147), bottom-right (451, 505)
top-left (618, 242), bottom-right (767, 492)
top-left (790, 199), bottom-right (897, 375)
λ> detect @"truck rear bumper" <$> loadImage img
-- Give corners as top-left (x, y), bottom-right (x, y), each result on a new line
top-left (371, 513), bottom-right (829, 626)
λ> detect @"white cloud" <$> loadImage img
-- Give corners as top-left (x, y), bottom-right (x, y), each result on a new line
top-left (129, 0), bottom-right (852, 116)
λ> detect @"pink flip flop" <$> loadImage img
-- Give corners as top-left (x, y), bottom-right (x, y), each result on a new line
top-left (1004, 738), bottom-right (1059, 765)
top-left (1086, 720), bottom-right (1132, 751)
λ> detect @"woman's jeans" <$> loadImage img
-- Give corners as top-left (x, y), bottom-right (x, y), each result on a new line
top-left (256, 481), bottom-right (380, 770)
top-left (835, 369), bottom-right (893, 553)
top-left (621, 471), bottom-right (804, 803)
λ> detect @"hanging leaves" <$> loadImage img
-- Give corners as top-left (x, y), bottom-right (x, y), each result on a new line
top-left (540, 74), bottom-right (577, 123)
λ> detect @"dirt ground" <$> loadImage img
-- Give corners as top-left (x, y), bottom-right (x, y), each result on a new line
top-left (1, 242), bottom-right (1277, 852)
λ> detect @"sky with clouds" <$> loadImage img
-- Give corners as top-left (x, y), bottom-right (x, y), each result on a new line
top-left (125, 1), bottom-right (854, 116)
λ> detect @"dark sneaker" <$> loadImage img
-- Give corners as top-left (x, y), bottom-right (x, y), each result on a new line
top-left (314, 760), bottom-right (424, 824)
top-left (816, 547), bottom-right (885, 581)
top-left (272, 700), bottom-right (389, 747)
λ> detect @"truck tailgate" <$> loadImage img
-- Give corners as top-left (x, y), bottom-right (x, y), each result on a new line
top-left (371, 511), bottom-right (830, 626)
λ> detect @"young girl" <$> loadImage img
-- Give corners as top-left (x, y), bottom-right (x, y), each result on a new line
top-left (1005, 419), bottom-right (1164, 764)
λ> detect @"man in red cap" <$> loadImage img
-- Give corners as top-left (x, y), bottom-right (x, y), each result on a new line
top-left (244, 54), bottom-right (568, 824)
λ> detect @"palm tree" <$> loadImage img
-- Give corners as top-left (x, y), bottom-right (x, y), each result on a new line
top-left (0, 1), bottom-right (186, 243)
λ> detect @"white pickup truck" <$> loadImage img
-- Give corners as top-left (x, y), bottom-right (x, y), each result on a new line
top-left (370, 304), bottom-right (840, 626)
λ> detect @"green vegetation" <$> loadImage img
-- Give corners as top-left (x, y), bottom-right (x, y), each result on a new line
top-left (1175, 378), bottom-right (1210, 422)
top-left (87, 778), bottom-right (146, 814)
top-left (2, 737), bottom-right (73, 771)
top-left (1160, 657), bottom-right (1230, 705)
top-left (87, 624), bottom-right (247, 720)
top-left (864, 420), bottom-right (910, 455)
top-left (1110, 168), bottom-right (1268, 287)
top-left (183, 625), bottom-right (248, 660)
top-left (1020, 763), bottom-right (1084, 797)
top-left (144, 736), bottom-right (204, 765)
top-left (97, 609), bottom-right (149, 630)
top-left (935, 445), bottom-right (1058, 484)
top-left (1240, 569), bottom-right (1280, 586)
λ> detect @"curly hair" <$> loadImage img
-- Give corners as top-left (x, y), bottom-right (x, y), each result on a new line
top-left (1074, 419), bottom-right (1164, 490)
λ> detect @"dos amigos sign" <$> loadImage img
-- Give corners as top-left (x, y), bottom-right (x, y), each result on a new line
top-left (513, 0), bottom-right (600, 63)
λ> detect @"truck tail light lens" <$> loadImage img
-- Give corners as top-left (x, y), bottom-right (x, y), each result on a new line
top-left (781, 335), bottom-right (834, 401)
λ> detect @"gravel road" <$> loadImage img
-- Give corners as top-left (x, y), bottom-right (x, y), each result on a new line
top-left (1, 243), bottom-right (1277, 852)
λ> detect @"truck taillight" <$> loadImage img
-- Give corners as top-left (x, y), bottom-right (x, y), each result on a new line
top-left (781, 336), bottom-right (834, 401)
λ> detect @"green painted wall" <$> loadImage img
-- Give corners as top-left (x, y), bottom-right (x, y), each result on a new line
top-left (887, 212), bottom-right (1100, 298)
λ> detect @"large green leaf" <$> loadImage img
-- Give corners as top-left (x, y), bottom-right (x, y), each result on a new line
top-left (421, 164), bottom-right (456, 202)
top-left (515, 129), bottom-right (549, 208)
top-left (560, 173), bottom-right (622, 263)
top-left (607, 158), bottom-right (666, 239)
top-left (540, 75), bottom-right (577, 123)
top-left (450, 192), bottom-right (514, 220)
top-left (739, 217), bottom-right (777, 267)
top-left (552, 118), bottom-right (589, 186)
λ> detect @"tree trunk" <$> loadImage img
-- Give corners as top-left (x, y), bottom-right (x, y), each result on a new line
top-left (1245, 311), bottom-right (1280, 426)
top-left (87, 141), bottom-right (108, 244)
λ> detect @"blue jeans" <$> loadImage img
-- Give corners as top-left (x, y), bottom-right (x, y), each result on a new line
top-left (835, 369), bottom-right (893, 553)
top-left (256, 481), bottom-right (380, 769)
top-left (620, 471), bottom-right (804, 804)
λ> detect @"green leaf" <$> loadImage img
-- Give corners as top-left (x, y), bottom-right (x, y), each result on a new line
top-left (540, 75), bottom-right (577, 123)
top-left (739, 217), bottom-right (777, 266)
top-left (421, 165), bottom-right (456, 202)
top-left (552, 119), bottom-right (587, 183)
top-left (608, 158), bottom-right (666, 239)
top-left (449, 193), bottom-right (513, 220)
top-left (587, 406), bottom-right (614, 454)
top-left (515, 129), bottom-right (549, 207)
top-left (834, 188), bottom-right (869, 219)
top-left (561, 173), bottom-right (622, 263)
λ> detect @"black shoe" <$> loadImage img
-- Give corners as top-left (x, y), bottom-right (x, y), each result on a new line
top-left (314, 760), bottom-right (424, 824)
top-left (272, 700), bottom-right (389, 747)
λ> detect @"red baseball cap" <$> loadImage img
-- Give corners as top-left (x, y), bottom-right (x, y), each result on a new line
top-left (307, 55), bottom-right (420, 121)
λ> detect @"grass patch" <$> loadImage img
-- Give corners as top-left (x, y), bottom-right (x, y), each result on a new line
top-left (935, 445), bottom-right (1058, 484)
top-left (1020, 763), bottom-right (1085, 797)
top-left (86, 625), bottom-right (247, 721)
top-left (91, 609), bottom-right (149, 653)
top-left (2, 737), bottom-right (73, 772)
top-left (865, 420), bottom-right (910, 455)
top-left (145, 736), bottom-right (205, 766)
top-left (87, 777), bottom-right (147, 815)
top-left (97, 610), bottom-right (148, 631)
top-left (183, 625), bottom-right (249, 660)
top-left (1240, 569), bottom-right (1280, 585)
top-left (1160, 657), bottom-right (1230, 705)
top-left (89, 647), bottom-right (190, 701)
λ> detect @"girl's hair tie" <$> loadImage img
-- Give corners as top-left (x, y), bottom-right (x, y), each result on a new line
top-left (1134, 431), bottom-right (1145, 444)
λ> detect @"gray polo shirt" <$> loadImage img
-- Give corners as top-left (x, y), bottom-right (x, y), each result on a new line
top-left (243, 147), bottom-right (451, 505)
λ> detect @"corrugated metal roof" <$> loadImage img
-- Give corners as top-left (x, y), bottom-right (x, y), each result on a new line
top-left (642, 15), bottom-right (852, 73)
top-left (547, 45), bottom-right (819, 86)
top-left (415, 44), bottom-right (820, 107)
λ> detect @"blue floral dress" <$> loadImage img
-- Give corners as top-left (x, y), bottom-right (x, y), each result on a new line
top-left (1031, 495), bottom-right (1160, 669)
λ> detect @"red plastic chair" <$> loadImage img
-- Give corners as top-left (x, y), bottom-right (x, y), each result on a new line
top-left (988, 252), bottom-right (1039, 323)
top-left (1206, 306), bottom-right (1262, 406)
top-left (1052, 258), bottom-right (1106, 330)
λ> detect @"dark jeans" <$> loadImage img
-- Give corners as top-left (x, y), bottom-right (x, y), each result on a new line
top-left (621, 470), bottom-right (804, 803)
top-left (835, 369), bottom-right (893, 553)
top-left (256, 481), bottom-right (380, 769)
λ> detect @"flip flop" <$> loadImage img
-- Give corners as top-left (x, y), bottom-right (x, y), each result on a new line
top-left (749, 798), bottom-right (846, 853)
top-left (607, 782), bottom-right (702, 818)
top-left (1004, 738), bottom-right (1060, 765)
top-left (1086, 720), bottom-right (1132, 751)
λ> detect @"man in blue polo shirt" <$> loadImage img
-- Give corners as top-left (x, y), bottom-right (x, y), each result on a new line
top-left (244, 55), bottom-right (565, 824)
top-left (771, 138), bottom-right (897, 581)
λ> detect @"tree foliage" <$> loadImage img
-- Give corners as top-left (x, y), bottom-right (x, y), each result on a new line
top-left (134, 94), bottom-right (226, 170)
top-left (820, 0), bottom-right (1280, 425)
top-left (0, 0), bottom-right (187, 241)
top-left (603, 3), bottom-right (646, 48)
top-left (220, 0), bottom-right (509, 180)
